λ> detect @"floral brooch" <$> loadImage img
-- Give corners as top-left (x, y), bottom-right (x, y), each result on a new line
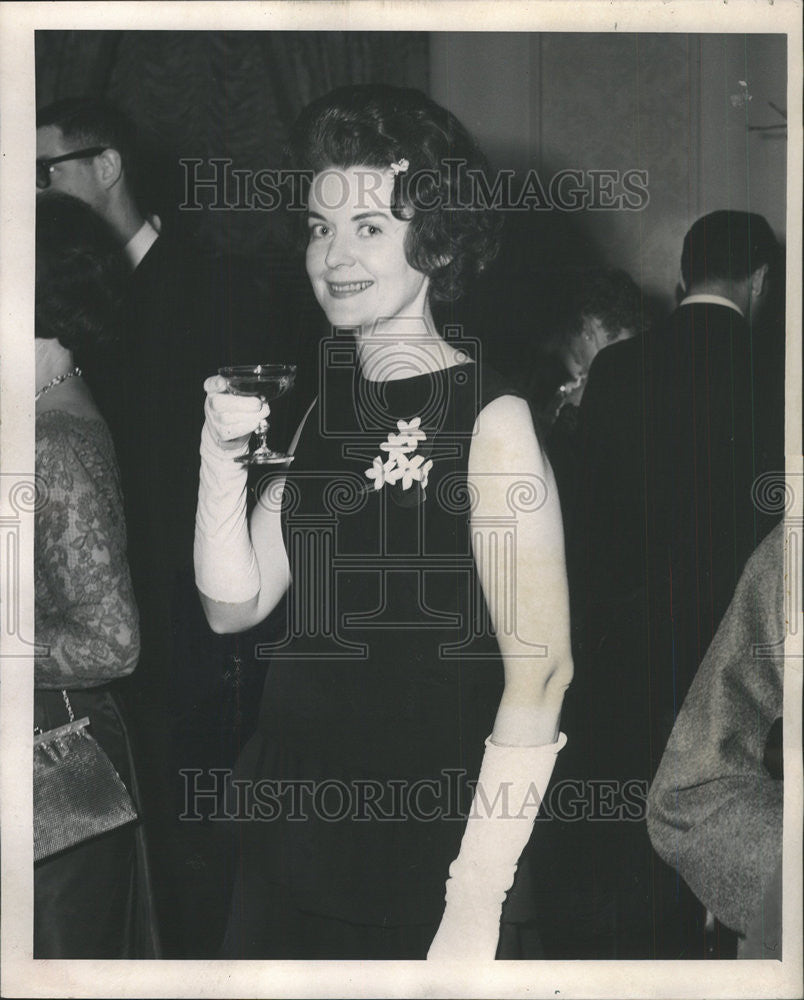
top-left (365, 417), bottom-right (433, 492)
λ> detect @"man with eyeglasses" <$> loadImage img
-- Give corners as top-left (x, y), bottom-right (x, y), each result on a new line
top-left (37, 100), bottom-right (158, 268)
top-left (36, 145), bottom-right (107, 192)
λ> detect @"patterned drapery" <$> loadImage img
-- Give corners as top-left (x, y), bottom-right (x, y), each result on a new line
top-left (36, 30), bottom-right (429, 262)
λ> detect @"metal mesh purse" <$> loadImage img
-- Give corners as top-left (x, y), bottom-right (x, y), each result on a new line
top-left (33, 691), bottom-right (138, 863)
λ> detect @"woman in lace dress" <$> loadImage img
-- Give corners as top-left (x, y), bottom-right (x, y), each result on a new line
top-left (34, 192), bottom-right (159, 957)
top-left (194, 86), bottom-right (574, 960)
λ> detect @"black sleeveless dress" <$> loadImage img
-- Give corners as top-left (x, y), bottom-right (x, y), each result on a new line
top-left (222, 352), bottom-right (540, 957)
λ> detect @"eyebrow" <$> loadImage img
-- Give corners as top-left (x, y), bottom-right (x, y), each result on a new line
top-left (307, 209), bottom-right (392, 222)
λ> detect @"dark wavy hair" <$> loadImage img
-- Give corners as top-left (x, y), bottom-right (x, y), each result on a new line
top-left (35, 192), bottom-right (126, 353)
top-left (544, 267), bottom-right (647, 354)
top-left (284, 84), bottom-right (501, 303)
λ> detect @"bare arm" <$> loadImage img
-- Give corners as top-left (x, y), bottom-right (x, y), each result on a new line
top-left (468, 394), bottom-right (573, 745)
top-left (428, 393), bottom-right (573, 960)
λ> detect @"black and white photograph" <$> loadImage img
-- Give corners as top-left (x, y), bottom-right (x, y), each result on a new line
top-left (0, 2), bottom-right (801, 998)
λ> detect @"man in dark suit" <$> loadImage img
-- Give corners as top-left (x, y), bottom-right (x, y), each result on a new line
top-left (532, 210), bottom-right (783, 959)
top-left (578, 210), bottom-right (782, 748)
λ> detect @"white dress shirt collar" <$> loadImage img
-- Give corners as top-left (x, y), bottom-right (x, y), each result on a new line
top-left (679, 293), bottom-right (744, 318)
top-left (123, 219), bottom-right (159, 270)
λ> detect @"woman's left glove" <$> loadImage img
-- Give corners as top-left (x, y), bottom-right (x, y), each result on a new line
top-left (427, 732), bottom-right (567, 961)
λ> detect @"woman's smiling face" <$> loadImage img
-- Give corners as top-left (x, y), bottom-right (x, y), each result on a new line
top-left (305, 166), bottom-right (431, 331)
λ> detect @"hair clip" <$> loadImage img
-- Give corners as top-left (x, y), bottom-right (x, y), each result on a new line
top-left (390, 158), bottom-right (410, 176)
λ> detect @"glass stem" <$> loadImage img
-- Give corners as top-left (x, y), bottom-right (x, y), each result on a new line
top-left (257, 418), bottom-right (270, 451)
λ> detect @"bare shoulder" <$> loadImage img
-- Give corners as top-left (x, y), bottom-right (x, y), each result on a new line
top-left (469, 394), bottom-right (546, 476)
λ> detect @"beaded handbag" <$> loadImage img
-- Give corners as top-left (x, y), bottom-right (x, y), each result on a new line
top-left (33, 691), bottom-right (137, 862)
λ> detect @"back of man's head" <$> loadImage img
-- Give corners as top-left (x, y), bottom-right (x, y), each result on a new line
top-left (681, 210), bottom-right (779, 291)
top-left (37, 98), bottom-right (138, 188)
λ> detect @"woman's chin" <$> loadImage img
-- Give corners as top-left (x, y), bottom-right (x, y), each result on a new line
top-left (321, 303), bottom-right (371, 331)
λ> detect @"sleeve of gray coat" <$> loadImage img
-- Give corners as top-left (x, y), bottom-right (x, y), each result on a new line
top-left (646, 523), bottom-right (785, 936)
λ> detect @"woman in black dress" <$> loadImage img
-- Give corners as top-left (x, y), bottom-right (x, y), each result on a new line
top-left (194, 85), bottom-right (573, 960)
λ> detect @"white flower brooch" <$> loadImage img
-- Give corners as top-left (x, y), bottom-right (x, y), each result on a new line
top-left (365, 417), bottom-right (433, 492)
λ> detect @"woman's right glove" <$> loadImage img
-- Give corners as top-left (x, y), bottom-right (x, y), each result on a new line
top-left (193, 375), bottom-right (269, 604)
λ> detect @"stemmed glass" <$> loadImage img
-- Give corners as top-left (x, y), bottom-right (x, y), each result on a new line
top-left (219, 364), bottom-right (297, 465)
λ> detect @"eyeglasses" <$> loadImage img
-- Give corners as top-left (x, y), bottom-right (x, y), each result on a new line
top-left (36, 147), bottom-right (107, 190)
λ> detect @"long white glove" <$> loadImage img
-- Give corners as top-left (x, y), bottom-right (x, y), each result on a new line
top-left (193, 375), bottom-right (269, 604)
top-left (427, 731), bottom-right (567, 961)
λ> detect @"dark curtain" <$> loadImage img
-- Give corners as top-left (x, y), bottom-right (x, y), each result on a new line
top-left (35, 30), bottom-right (429, 264)
top-left (261, 31), bottom-right (429, 122)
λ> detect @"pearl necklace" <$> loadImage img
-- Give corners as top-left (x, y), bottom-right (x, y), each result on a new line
top-left (35, 366), bottom-right (82, 402)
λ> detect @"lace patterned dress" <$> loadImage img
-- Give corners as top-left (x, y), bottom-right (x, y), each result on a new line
top-left (34, 410), bottom-right (159, 958)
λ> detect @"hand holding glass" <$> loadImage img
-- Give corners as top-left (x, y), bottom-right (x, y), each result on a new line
top-left (218, 364), bottom-right (297, 465)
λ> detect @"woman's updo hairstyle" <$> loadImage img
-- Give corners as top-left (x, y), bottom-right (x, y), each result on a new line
top-left (35, 191), bottom-right (125, 352)
top-left (285, 84), bottom-right (501, 303)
